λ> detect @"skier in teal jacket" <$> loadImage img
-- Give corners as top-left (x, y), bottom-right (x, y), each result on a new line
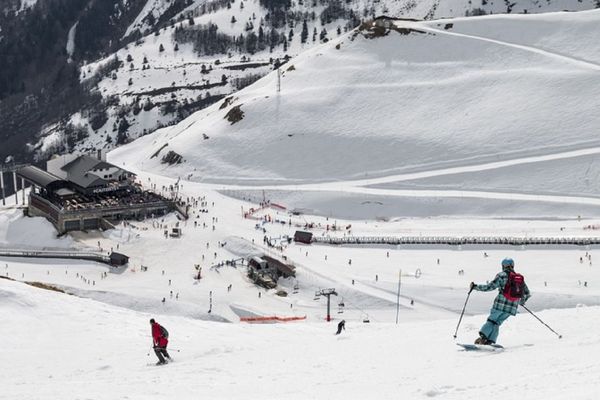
top-left (470, 258), bottom-right (531, 344)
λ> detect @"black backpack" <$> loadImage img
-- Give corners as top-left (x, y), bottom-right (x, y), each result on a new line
top-left (159, 325), bottom-right (169, 339)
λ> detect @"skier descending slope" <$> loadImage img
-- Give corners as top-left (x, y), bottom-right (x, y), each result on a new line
top-left (470, 258), bottom-right (531, 345)
top-left (150, 318), bottom-right (172, 365)
top-left (335, 320), bottom-right (346, 335)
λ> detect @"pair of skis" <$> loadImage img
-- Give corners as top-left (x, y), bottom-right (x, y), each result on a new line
top-left (456, 343), bottom-right (504, 352)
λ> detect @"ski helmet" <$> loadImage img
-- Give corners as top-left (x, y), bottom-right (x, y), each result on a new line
top-left (150, 318), bottom-right (155, 324)
top-left (501, 258), bottom-right (514, 268)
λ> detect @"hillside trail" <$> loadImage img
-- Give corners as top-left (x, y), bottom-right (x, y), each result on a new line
top-left (181, 144), bottom-right (600, 205)
top-left (420, 24), bottom-right (600, 71)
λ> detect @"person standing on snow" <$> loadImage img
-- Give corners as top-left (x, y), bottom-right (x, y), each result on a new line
top-left (470, 258), bottom-right (531, 345)
top-left (150, 318), bottom-right (172, 365)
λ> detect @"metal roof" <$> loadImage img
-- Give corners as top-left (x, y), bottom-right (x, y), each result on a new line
top-left (60, 155), bottom-right (129, 189)
top-left (68, 173), bottom-right (108, 189)
top-left (61, 155), bottom-right (113, 175)
top-left (16, 166), bottom-right (64, 188)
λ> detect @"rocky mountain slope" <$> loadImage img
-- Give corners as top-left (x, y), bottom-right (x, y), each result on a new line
top-left (2, 0), bottom-right (598, 166)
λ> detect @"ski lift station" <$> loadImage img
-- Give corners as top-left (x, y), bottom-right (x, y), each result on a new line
top-left (11, 152), bottom-right (176, 234)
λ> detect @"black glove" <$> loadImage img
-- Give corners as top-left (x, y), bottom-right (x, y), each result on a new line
top-left (470, 282), bottom-right (476, 291)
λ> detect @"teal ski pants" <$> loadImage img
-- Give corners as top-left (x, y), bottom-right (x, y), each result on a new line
top-left (479, 309), bottom-right (512, 343)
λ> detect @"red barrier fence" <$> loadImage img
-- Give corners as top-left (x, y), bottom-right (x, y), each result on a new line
top-left (240, 315), bottom-right (307, 323)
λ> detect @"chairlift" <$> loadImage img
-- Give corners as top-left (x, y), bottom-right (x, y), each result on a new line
top-left (293, 282), bottom-right (299, 294)
top-left (362, 314), bottom-right (370, 323)
top-left (337, 298), bottom-right (345, 313)
top-left (313, 292), bottom-right (321, 301)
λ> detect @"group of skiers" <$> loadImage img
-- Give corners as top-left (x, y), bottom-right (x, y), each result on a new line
top-left (148, 257), bottom-right (532, 364)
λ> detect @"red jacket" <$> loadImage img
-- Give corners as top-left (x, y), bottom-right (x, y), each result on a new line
top-left (151, 322), bottom-right (168, 348)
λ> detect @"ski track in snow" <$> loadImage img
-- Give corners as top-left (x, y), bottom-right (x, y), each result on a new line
top-left (177, 144), bottom-right (600, 207)
top-left (420, 24), bottom-right (600, 71)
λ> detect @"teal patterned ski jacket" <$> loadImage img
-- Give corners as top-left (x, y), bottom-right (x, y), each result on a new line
top-left (474, 270), bottom-right (531, 316)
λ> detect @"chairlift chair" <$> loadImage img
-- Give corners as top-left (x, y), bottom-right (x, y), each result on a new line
top-left (337, 298), bottom-right (345, 314)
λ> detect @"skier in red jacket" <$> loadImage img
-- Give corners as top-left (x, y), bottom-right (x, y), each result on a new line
top-left (150, 318), bottom-right (171, 365)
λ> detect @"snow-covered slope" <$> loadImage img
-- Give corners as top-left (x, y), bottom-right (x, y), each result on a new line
top-left (36, 0), bottom-right (600, 159)
top-left (113, 9), bottom-right (600, 183)
top-left (3, 274), bottom-right (600, 399)
top-left (0, 208), bottom-right (74, 249)
top-left (108, 9), bottom-right (600, 217)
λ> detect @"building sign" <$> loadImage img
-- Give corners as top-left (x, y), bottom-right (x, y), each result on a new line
top-left (92, 186), bottom-right (119, 194)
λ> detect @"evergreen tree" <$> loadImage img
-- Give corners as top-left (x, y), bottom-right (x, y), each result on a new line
top-left (258, 26), bottom-right (265, 49)
top-left (159, 43), bottom-right (165, 52)
top-left (320, 28), bottom-right (328, 42)
top-left (245, 31), bottom-right (257, 53)
top-left (301, 19), bottom-right (308, 43)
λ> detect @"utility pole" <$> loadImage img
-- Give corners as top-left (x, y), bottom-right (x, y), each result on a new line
top-left (315, 288), bottom-right (338, 321)
top-left (0, 170), bottom-right (5, 206)
top-left (12, 171), bottom-right (18, 204)
top-left (21, 177), bottom-right (25, 205)
top-left (1, 162), bottom-right (29, 206)
top-left (277, 67), bottom-right (281, 93)
top-left (395, 270), bottom-right (402, 324)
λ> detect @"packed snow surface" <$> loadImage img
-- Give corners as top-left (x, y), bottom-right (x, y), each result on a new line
top-left (3, 169), bottom-right (600, 398)
top-left (3, 275), bottom-right (600, 399)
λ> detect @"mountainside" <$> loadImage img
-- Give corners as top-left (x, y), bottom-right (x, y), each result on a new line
top-left (2, 0), bottom-right (598, 166)
top-left (0, 0), bottom-right (149, 165)
top-left (109, 9), bottom-right (600, 218)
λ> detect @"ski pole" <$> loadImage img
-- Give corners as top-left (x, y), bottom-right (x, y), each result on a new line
top-left (520, 304), bottom-right (562, 339)
top-left (453, 287), bottom-right (473, 339)
top-left (148, 347), bottom-right (181, 355)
